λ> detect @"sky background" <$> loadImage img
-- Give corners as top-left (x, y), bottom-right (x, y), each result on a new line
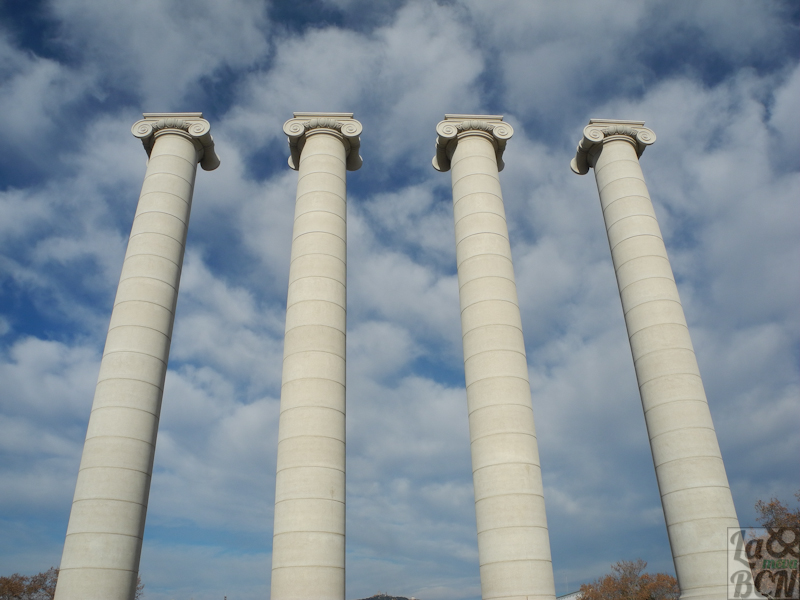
top-left (0, 1), bottom-right (798, 599)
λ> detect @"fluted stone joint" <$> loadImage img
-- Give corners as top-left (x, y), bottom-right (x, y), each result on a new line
top-left (433, 114), bottom-right (514, 173)
top-left (284, 112), bottom-right (363, 171)
top-left (571, 118), bottom-right (656, 175)
top-left (132, 112), bottom-right (219, 171)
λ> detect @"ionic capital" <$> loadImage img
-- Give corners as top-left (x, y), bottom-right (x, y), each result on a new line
top-left (570, 119), bottom-right (655, 175)
top-left (433, 114), bottom-right (514, 172)
top-left (283, 112), bottom-right (363, 171)
top-left (132, 113), bottom-right (220, 171)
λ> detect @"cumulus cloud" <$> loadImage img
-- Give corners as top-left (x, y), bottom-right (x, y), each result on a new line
top-left (0, 32), bottom-right (91, 170)
top-left (48, 0), bottom-right (270, 108)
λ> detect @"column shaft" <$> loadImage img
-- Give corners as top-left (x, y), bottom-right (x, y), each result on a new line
top-left (271, 128), bottom-right (349, 600)
top-left (589, 131), bottom-right (739, 600)
top-left (55, 128), bottom-right (204, 600)
top-left (439, 117), bottom-right (556, 600)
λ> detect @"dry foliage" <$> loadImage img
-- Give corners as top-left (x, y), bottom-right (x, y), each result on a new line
top-left (0, 568), bottom-right (58, 600)
top-left (747, 491), bottom-right (800, 599)
top-left (748, 490), bottom-right (800, 598)
top-left (0, 569), bottom-right (143, 600)
top-left (579, 559), bottom-right (679, 600)
top-left (756, 490), bottom-right (800, 530)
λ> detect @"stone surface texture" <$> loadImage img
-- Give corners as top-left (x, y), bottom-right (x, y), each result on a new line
top-left (572, 119), bottom-right (741, 600)
top-left (54, 114), bottom-right (219, 600)
top-left (270, 113), bottom-right (362, 600)
top-left (434, 115), bottom-right (557, 600)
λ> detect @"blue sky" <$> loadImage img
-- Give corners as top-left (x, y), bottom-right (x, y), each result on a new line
top-left (0, 1), bottom-right (798, 599)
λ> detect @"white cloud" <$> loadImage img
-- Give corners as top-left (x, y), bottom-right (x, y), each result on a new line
top-left (171, 252), bottom-right (286, 392)
top-left (48, 0), bottom-right (270, 108)
top-left (225, 0), bottom-right (484, 168)
top-left (0, 33), bottom-right (90, 164)
top-left (768, 64), bottom-right (800, 170)
top-left (224, 26), bottom-right (379, 152)
top-left (0, 337), bottom-right (99, 423)
top-left (361, 182), bottom-right (455, 266)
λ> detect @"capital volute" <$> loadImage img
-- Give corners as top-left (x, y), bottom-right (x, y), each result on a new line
top-left (433, 114), bottom-right (514, 172)
top-left (283, 112), bottom-right (363, 171)
top-left (132, 113), bottom-right (220, 171)
top-left (570, 119), bottom-right (655, 175)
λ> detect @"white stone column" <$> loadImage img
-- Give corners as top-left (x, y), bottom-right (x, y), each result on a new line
top-left (54, 114), bottom-right (218, 600)
top-left (571, 119), bottom-right (740, 600)
top-left (433, 115), bottom-right (556, 600)
top-left (270, 113), bottom-right (361, 600)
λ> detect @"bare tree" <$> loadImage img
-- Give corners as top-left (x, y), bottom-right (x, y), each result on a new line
top-left (756, 490), bottom-right (800, 529)
top-left (578, 559), bottom-right (679, 600)
top-left (0, 567), bottom-right (57, 600)
top-left (0, 569), bottom-right (143, 600)
top-left (748, 490), bottom-right (800, 599)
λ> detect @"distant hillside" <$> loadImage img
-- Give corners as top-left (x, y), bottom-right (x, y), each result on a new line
top-left (356, 594), bottom-right (416, 600)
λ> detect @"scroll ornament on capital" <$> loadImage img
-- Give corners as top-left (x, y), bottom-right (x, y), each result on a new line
top-left (570, 119), bottom-right (655, 175)
top-left (131, 113), bottom-right (220, 171)
top-left (433, 115), bottom-right (514, 172)
top-left (283, 113), bottom-right (363, 171)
